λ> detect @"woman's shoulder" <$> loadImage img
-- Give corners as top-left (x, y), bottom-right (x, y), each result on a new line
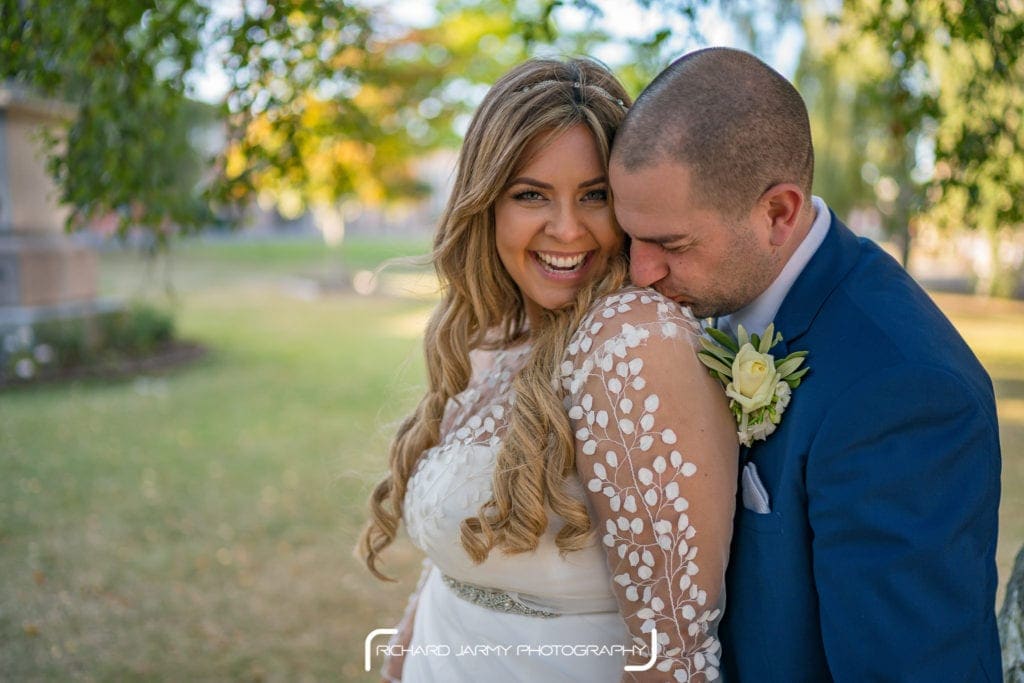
top-left (578, 285), bottom-right (700, 340)
top-left (563, 285), bottom-right (700, 368)
top-left (561, 286), bottom-right (705, 396)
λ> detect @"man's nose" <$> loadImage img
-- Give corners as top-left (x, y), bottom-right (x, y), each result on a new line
top-left (629, 241), bottom-right (668, 287)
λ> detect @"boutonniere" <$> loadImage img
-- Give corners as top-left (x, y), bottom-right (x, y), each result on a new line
top-left (697, 323), bottom-right (809, 447)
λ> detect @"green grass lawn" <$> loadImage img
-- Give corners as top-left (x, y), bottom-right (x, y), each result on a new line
top-left (1, 236), bottom-right (1021, 681)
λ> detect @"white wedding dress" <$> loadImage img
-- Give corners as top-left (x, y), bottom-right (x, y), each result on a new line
top-left (399, 287), bottom-right (732, 682)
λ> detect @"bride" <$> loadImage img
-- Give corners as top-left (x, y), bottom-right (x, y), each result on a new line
top-left (358, 57), bottom-right (737, 682)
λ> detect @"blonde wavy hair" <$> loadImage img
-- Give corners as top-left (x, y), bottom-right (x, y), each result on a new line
top-left (358, 58), bottom-right (632, 581)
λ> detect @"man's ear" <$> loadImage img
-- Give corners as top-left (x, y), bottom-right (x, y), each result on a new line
top-left (761, 184), bottom-right (805, 247)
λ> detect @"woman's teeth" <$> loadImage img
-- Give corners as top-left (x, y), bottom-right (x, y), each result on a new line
top-left (535, 252), bottom-right (588, 271)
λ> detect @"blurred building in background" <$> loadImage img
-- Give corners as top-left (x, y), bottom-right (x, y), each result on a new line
top-left (0, 86), bottom-right (115, 337)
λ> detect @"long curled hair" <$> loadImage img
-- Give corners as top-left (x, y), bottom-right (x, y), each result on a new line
top-left (358, 58), bottom-right (632, 581)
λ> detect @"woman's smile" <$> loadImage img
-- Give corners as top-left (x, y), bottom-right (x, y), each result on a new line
top-left (531, 249), bottom-right (597, 279)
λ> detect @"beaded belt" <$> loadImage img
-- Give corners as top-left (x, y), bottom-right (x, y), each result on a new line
top-left (441, 573), bottom-right (560, 618)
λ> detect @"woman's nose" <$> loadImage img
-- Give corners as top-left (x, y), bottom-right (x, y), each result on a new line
top-left (544, 204), bottom-right (588, 243)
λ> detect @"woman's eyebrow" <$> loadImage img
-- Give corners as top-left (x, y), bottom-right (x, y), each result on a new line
top-left (508, 175), bottom-right (607, 189)
top-left (508, 176), bottom-right (552, 189)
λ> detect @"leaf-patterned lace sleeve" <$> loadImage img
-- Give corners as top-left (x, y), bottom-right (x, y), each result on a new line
top-left (561, 289), bottom-right (738, 682)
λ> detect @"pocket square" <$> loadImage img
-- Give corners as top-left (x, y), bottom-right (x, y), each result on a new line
top-left (741, 462), bottom-right (771, 514)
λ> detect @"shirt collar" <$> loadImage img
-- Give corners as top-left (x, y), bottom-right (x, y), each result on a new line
top-left (718, 195), bottom-right (831, 338)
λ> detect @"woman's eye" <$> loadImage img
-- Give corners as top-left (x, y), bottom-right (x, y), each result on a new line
top-left (513, 190), bottom-right (544, 201)
top-left (583, 188), bottom-right (608, 202)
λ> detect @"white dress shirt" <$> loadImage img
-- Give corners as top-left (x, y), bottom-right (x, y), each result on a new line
top-left (717, 195), bottom-right (831, 338)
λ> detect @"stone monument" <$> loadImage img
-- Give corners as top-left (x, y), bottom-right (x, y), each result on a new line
top-left (0, 85), bottom-right (113, 339)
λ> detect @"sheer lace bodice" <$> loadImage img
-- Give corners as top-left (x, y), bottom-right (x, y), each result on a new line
top-left (400, 286), bottom-right (736, 682)
top-left (403, 340), bottom-right (621, 614)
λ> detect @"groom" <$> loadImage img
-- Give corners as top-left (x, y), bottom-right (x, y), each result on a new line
top-left (609, 47), bottom-right (1002, 681)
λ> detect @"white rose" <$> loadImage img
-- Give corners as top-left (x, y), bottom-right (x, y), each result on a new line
top-left (725, 343), bottom-right (778, 413)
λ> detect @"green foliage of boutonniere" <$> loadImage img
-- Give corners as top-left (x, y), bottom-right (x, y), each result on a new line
top-left (698, 323), bottom-right (809, 447)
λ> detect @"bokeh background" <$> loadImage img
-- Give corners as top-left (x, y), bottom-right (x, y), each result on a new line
top-left (1, 1), bottom-right (1022, 680)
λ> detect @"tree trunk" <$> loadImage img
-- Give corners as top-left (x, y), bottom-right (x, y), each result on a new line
top-left (1001, 543), bottom-right (1024, 681)
top-left (898, 222), bottom-right (912, 270)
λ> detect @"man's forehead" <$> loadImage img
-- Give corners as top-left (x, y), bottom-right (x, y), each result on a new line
top-left (614, 205), bottom-right (689, 243)
top-left (610, 156), bottom-right (692, 179)
top-left (609, 160), bottom-right (718, 237)
top-left (611, 178), bottom-right (682, 239)
top-left (610, 160), bottom-right (693, 204)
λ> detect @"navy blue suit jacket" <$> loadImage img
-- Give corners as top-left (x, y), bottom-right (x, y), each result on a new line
top-left (718, 213), bottom-right (1002, 681)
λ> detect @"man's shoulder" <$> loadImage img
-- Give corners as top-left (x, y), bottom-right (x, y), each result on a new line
top-left (806, 237), bottom-right (992, 398)
top-left (827, 238), bottom-right (956, 346)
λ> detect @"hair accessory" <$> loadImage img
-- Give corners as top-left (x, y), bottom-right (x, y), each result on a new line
top-left (516, 80), bottom-right (628, 111)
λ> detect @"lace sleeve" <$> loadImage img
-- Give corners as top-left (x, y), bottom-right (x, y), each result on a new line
top-left (561, 289), bottom-right (738, 682)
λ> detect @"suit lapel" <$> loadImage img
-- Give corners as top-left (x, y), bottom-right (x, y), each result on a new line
top-left (740, 211), bottom-right (860, 466)
top-left (772, 210), bottom-right (861, 347)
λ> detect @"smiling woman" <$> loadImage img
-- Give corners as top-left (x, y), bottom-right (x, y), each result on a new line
top-left (494, 124), bottom-right (622, 323)
top-left (356, 57), bottom-right (737, 683)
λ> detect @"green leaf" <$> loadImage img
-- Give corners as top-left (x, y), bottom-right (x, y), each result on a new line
top-left (750, 333), bottom-right (761, 349)
top-left (785, 368), bottom-right (810, 387)
top-left (737, 324), bottom-right (750, 348)
top-left (758, 323), bottom-right (775, 353)
top-left (699, 336), bottom-right (736, 363)
top-left (775, 356), bottom-right (806, 377)
top-left (697, 351), bottom-right (733, 378)
top-left (705, 327), bottom-right (739, 352)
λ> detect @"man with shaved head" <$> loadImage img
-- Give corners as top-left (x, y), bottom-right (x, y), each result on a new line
top-left (610, 47), bottom-right (1001, 681)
